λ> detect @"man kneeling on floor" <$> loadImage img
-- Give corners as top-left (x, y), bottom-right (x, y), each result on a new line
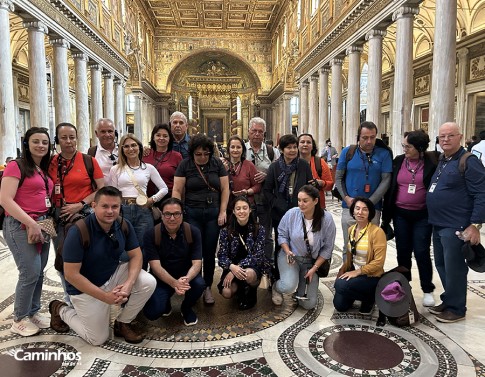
top-left (142, 197), bottom-right (205, 326)
top-left (49, 186), bottom-right (156, 345)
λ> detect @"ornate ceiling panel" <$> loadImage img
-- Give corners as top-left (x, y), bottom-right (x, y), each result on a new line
top-left (146, 0), bottom-right (285, 31)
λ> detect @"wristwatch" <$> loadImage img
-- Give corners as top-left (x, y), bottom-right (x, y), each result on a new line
top-left (471, 223), bottom-right (482, 230)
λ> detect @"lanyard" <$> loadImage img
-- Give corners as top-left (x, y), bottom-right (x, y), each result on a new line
top-left (57, 152), bottom-right (77, 198)
top-left (405, 158), bottom-right (423, 184)
top-left (349, 223), bottom-right (369, 255)
top-left (153, 150), bottom-right (169, 168)
top-left (358, 149), bottom-right (373, 180)
top-left (229, 161), bottom-right (242, 177)
top-left (433, 156), bottom-right (453, 184)
top-left (35, 165), bottom-right (50, 198)
top-left (301, 215), bottom-right (313, 256)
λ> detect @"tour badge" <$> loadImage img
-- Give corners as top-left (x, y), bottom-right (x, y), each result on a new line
top-left (364, 183), bottom-right (371, 193)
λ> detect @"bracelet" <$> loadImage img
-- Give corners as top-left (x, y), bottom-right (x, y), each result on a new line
top-left (314, 264), bottom-right (320, 269)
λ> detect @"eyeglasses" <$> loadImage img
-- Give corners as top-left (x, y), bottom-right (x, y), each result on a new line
top-left (438, 134), bottom-right (459, 140)
top-left (194, 152), bottom-right (210, 157)
top-left (122, 143), bottom-right (138, 149)
top-left (162, 212), bottom-right (182, 219)
top-left (401, 144), bottom-right (414, 150)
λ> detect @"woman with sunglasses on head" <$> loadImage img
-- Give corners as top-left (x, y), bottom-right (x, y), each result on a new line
top-left (298, 133), bottom-right (334, 208)
top-left (271, 185), bottom-right (336, 309)
top-left (381, 129), bottom-right (438, 307)
top-left (172, 134), bottom-right (230, 304)
top-left (0, 128), bottom-right (54, 336)
top-left (222, 135), bottom-right (261, 216)
top-left (217, 196), bottom-right (269, 310)
top-left (109, 134), bottom-right (168, 257)
top-left (143, 124), bottom-right (182, 201)
top-left (333, 197), bottom-right (386, 314)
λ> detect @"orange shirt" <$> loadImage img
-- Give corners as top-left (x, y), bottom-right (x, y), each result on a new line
top-left (310, 156), bottom-right (334, 209)
top-left (48, 152), bottom-right (103, 204)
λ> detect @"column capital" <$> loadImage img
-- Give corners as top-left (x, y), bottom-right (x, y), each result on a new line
top-left (23, 20), bottom-right (48, 34)
top-left (319, 66), bottom-right (330, 75)
top-left (457, 47), bottom-right (469, 61)
top-left (346, 45), bottom-right (363, 55)
top-left (310, 74), bottom-right (319, 82)
top-left (301, 80), bottom-right (309, 87)
top-left (102, 71), bottom-right (113, 80)
top-left (330, 57), bottom-right (343, 66)
top-left (72, 52), bottom-right (88, 61)
top-left (0, 0), bottom-right (14, 12)
top-left (392, 6), bottom-right (419, 21)
top-left (89, 63), bottom-right (102, 71)
top-left (113, 77), bottom-right (123, 85)
top-left (365, 29), bottom-right (386, 41)
top-left (49, 38), bottom-right (70, 49)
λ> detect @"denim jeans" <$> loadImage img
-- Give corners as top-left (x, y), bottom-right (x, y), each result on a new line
top-left (122, 204), bottom-right (154, 263)
top-left (393, 207), bottom-right (435, 293)
top-left (185, 206), bottom-right (220, 287)
top-left (4, 216), bottom-right (50, 320)
top-left (432, 226), bottom-right (468, 316)
top-left (333, 274), bottom-right (380, 312)
top-left (143, 274), bottom-right (205, 320)
top-left (275, 252), bottom-right (319, 310)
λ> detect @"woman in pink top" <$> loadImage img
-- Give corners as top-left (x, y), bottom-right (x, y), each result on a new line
top-left (0, 127), bottom-right (54, 337)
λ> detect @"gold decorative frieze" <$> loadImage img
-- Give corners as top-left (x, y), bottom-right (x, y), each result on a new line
top-left (470, 55), bottom-right (485, 82)
top-left (414, 74), bottom-right (430, 96)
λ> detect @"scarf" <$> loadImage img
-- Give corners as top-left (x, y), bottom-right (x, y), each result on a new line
top-left (277, 155), bottom-right (298, 197)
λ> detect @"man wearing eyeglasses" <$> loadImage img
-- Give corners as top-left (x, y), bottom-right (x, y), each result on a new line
top-left (426, 122), bottom-right (485, 323)
top-left (49, 186), bottom-right (156, 345)
top-left (142, 198), bottom-right (204, 326)
top-left (170, 112), bottom-right (190, 159)
top-left (88, 118), bottom-right (119, 182)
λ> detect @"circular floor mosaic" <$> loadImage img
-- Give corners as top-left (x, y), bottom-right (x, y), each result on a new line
top-left (309, 324), bottom-right (421, 375)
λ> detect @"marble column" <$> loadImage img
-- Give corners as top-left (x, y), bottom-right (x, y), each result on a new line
top-left (230, 91), bottom-right (238, 137)
top-left (89, 63), bottom-right (103, 140)
top-left (161, 105), bottom-right (169, 124)
top-left (72, 52), bottom-right (90, 153)
top-left (120, 81), bottom-right (126, 136)
top-left (300, 80), bottom-right (309, 133)
top-left (308, 74), bottom-right (319, 140)
top-left (0, 0), bottom-right (16, 160)
top-left (330, 58), bottom-right (343, 152)
top-left (114, 78), bottom-right (124, 136)
top-left (23, 20), bottom-right (49, 129)
top-left (103, 71), bottom-right (114, 121)
top-left (273, 102), bottom-right (280, 137)
top-left (429, 0), bottom-right (457, 143)
top-left (365, 29), bottom-right (386, 129)
top-left (283, 94), bottom-right (292, 135)
top-left (456, 48), bottom-right (469, 134)
top-left (133, 93), bottom-right (142, 141)
top-left (50, 38), bottom-right (71, 126)
top-left (318, 67), bottom-right (330, 151)
top-left (346, 46), bottom-right (363, 147)
top-left (391, 6), bottom-right (419, 153)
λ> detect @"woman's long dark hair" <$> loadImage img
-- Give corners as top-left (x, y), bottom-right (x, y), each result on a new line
top-left (19, 127), bottom-right (52, 177)
top-left (227, 195), bottom-right (259, 239)
top-left (299, 185), bottom-right (323, 231)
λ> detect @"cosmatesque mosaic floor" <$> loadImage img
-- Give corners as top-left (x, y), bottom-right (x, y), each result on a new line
top-left (1, 199), bottom-right (485, 377)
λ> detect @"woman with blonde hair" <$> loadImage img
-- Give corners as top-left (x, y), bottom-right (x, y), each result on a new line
top-left (109, 134), bottom-right (168, 257)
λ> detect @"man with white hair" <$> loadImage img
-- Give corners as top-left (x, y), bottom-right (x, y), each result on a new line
top-left (170, 112), bottom-right (190, 159)
top-left (88, 118), bottom-right (118, 182)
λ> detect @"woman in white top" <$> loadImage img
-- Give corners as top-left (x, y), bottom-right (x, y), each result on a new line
top-left (109, 134), bottom-right (168, 261)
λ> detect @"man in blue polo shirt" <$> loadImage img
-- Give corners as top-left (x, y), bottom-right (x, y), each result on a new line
top-left (335, 121), bottom-right (392, 255)
top-left (426, 122), bottom-right (485, 323)
top-left (49, 186), bottom-right (156, 345)
top-left (143, 197), bottom-right (204, 326)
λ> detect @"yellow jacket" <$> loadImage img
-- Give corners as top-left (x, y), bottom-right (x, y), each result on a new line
top-left (341, 222), bottom-right (386, 277)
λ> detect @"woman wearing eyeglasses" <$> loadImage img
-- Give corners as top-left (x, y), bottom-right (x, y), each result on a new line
top-left (172, 134), bottom-right (230, 304)
top-left (143, 124), bottom-right (182, 201)
top-left (217, 196), bottom-right (269, 310)
top-left (381, 130), bottom-right (439, 307)
top-left (333, 197), bottom-right (386, 314)
top-left (109, 134), bottom-right (168, 258)
top-left (223, 135), bottom-right (261, 216)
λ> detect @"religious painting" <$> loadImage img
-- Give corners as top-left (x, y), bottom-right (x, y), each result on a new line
top-left (206, 118), bottom-right (224, 142)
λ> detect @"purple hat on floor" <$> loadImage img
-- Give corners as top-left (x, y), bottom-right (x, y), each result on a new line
top-left (375, 272), bottom-right (411, 317)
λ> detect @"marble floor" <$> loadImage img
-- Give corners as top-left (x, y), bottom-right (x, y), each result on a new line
top-left (1, 199), bottom-right (485, 377)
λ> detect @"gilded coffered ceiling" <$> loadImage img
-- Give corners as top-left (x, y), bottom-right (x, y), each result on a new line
top-left (144, 0), bottom-right (288, 31)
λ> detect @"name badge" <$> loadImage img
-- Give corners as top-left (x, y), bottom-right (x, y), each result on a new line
top-left (408, 184), bottom-right (416, 194)
top-left (364, 184), bottom-right (371, 193)
top-left (54, 184), bottom-right (61, 195)
top-left (45, 197), bottom-right (51, 208)
top-left (429, 183), bottom-right (437, 193)
top-left (289, 186), bottom-right (293, 195)
top-left (409, 310), bottom-right (415, 325)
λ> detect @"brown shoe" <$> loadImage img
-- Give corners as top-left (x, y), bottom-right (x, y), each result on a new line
top-left (49, 300), bottom-right (70, 333)
top-left (428, 302), bottom-right (446, 315)
top-left (435, 310), bottom-right (465, 323)
top-left (113, 320), bottom-right (144, 344)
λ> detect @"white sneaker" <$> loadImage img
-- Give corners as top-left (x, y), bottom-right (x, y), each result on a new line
top-left (272, 288), bottom-right (283, 306)
top-left (11, 317), bottom-right (40, 337)
top-left (423, 293), bottom-right (435, 307)
top-left (30, 312), bottom-right (50, 329)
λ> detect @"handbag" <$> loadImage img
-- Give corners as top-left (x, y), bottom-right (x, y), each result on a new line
top-left (331, 185), bottom-right (342, 200)
top-left (36, 217), bottom-right (57, 238)
top-left (125, 166), bottom-right (149, 206)
top-left (314, 258), bottom-right (331, 278)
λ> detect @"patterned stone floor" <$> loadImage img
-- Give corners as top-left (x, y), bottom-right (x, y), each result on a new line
top-left (1, 199), bottom-right (485, 376)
